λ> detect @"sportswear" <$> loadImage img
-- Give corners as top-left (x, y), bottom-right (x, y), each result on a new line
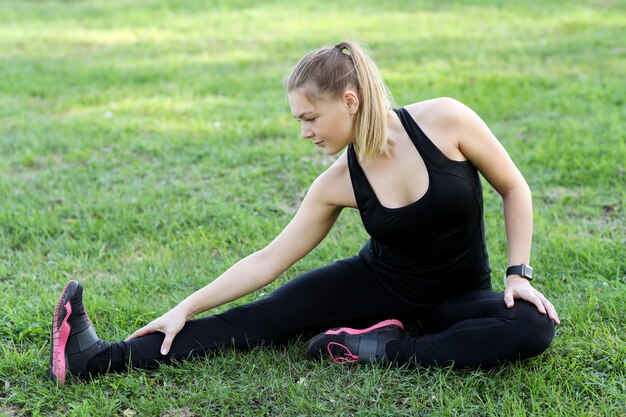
top-left (348, 108), bottom-right (492, 308)
top-left (306, 319), bottom-right (406, 364)
top-left (49, 280), bottom-right (109, 384)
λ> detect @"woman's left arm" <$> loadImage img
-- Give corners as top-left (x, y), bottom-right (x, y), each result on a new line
top-left (443, 98), bottom-right (560, 324)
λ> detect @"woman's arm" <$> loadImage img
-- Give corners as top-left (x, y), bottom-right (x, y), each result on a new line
top-left (430, 98), bottom-right (559, 324)
top-left (176, 172), bottom-right (343, 320)
top-left (126, 166), bottom-right (347, 353)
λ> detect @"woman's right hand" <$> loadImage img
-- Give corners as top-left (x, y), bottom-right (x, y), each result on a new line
top-left (125, 306), bottom-right (189, 355)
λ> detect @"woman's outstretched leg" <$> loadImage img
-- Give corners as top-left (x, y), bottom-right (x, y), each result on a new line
top-left (50, 257), bottom-right (414, 383)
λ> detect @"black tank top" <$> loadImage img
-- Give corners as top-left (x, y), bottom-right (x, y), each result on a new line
top-left (348, 107), bottom-right (492, 307)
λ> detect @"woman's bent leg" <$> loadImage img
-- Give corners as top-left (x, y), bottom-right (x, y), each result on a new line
top-left (88, 258), bottom-right (412, 374)
top-left (386, 290), bottom-right (556, 368)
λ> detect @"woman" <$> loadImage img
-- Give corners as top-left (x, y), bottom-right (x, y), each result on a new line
top-left (49, 40), bottom-right (559, 384)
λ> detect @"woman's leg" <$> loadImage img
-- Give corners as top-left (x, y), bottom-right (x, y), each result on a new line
top-left (385, 290), bottom-right (556, 368)
top-left (69, 257), bottom-right (413, 376)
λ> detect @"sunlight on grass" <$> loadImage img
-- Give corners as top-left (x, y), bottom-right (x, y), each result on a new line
top-left (0, 0), bottom-right (624, 416)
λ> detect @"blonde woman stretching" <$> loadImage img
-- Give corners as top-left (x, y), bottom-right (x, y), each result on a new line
top-left (49, 40), bottom-right (559, 384)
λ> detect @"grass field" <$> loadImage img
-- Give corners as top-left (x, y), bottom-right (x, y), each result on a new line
top-left (0, 0), bottom-right (624, 416)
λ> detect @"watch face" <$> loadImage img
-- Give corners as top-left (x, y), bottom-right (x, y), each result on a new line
top-left (522, 264), bottom-right (533, 279)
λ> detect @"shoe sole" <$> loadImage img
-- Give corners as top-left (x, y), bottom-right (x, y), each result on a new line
top-left (324, 319), bottom-right (404, 336)
top-left (49, 280), bottom-right (79, 385)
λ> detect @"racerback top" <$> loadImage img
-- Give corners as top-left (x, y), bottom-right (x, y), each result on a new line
top-left (347, 107), bottom-right (492, 307)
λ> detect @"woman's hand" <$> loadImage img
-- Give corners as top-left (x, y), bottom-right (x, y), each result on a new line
top-left (125, 306), bottom-right (189, 355)
top-left (504, 277), bottom-right (560, 324)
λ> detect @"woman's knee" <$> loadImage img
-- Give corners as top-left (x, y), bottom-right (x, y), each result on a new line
top-left (512, 301), bottom-right (556, 359)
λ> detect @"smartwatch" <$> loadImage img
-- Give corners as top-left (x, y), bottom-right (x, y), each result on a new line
top-left (506, 264), bottom-right (533, 281)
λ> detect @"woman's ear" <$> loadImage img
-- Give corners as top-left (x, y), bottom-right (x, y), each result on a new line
top-left (343, 90), bottom-right (360, 114)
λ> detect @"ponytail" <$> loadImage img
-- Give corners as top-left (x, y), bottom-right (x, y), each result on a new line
top-left (285, 40), bottom-right (394, 161)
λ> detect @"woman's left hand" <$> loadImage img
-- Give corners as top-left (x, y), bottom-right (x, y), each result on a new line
top-left (504, 277), bottom-right (560, 324)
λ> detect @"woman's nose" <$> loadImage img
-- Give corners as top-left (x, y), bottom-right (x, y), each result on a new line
top-left (301, 125), bottom-right (314, 139)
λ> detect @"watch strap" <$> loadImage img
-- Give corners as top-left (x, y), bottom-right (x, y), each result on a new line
top-left (506, 264), bottom-right (533, 281)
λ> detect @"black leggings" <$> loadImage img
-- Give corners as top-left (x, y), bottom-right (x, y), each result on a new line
top-left (90, 257), bottom-right (555, 373)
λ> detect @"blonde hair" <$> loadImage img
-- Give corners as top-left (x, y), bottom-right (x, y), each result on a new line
top-left (285, 40), bottom-right (394, 161)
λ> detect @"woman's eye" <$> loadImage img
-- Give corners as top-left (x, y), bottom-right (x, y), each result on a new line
top-left (294, 116), bottom-right (316, 123)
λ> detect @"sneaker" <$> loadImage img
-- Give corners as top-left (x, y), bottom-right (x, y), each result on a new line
top-left (306, 319), bottom-right (405, 365)
top-left (49, 280), bottom-right (109, 385)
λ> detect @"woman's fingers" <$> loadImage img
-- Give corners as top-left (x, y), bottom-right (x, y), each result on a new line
top-left (505, 284), bottom-right (560, 325)
top-left (503, 288), bottom-right (515, 308)
top-left (125, 322), bottom-right (181, 354)
top-left (125, 323), bottom-right (157, 341)
top-left (160, 332), bottom-right (176, 355)
top-left (124, 309), bottom-right (187, 350)
top-left (538, 294), bottom-right (560, 324)
top-left (125, 328), bottom-right (145, 341)
top-left (528, 294), bottom-right (547, 315)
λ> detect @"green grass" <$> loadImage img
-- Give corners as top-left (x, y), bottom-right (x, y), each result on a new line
top-left (0, 0), bottom-right (624, 415)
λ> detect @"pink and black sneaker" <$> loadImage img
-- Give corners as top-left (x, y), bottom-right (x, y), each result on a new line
top-left (49, 280), bottom-right (109, 385)
top-left (306, 319), bottom-right (406, 365)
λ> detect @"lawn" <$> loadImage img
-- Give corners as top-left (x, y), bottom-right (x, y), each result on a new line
top-left (0, 0), bottom-right (624, 416)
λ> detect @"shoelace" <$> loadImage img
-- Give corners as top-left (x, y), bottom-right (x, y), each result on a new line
top-left (327, 342), bottom-right (359, 364)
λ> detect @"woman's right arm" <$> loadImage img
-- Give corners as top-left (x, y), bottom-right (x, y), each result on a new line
top-left (125, 166), bottom-right (348, 354)
top-left (176, 170), bottom-right (344, 319)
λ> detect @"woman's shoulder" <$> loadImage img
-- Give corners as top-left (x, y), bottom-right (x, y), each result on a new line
top-left (310, 151), bottom-right (357, 209)
top-left (400, 98), bottom-right (474, 161)
top-left (316, 151), bottom-right (351, 192)
top-left (403, 97), bottom-right (471, 126)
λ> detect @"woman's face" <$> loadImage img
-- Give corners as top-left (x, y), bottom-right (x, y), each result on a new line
top-left (288, 88), bottom-right (358, 156)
